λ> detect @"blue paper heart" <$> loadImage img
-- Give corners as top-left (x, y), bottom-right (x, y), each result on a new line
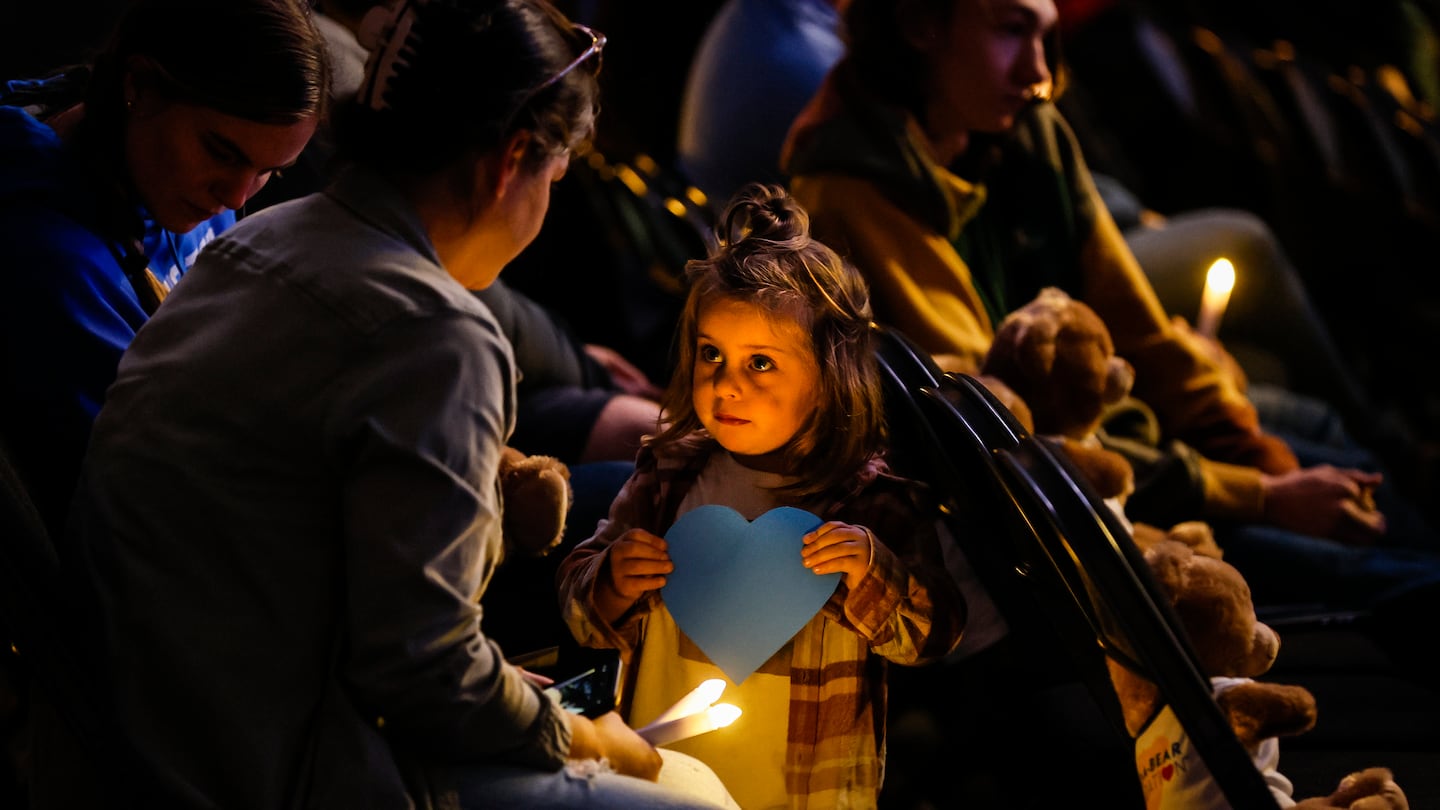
top-left (661, 505), bottom-right (841, 684)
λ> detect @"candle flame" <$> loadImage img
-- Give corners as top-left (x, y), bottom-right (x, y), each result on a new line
top-left (649, 678), bottom-right (730, 726)
top-left (1205, 258), bottom-right (1235, 295)
top-left (697, 679), bottom-right (726, 705)
top-left (708, 703), bottom-right (742, 729)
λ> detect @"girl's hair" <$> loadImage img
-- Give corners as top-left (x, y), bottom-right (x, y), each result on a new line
top-left (332, 0), bottom-right (601, 178)
top-left (652, 183), bottom-right (885, 499)
top-left (79, 0), bottom-right (330, 149)
top-left (844, 0), bottom-right (1065, 120)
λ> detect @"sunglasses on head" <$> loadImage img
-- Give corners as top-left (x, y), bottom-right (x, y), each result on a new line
top-left (525, 22), bottom-right (605, 99)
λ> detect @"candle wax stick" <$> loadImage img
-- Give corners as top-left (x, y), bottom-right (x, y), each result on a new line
top-left (637, 704), bottom-right (741, 746)
top-left (648, 678), bottom-right (726, 726)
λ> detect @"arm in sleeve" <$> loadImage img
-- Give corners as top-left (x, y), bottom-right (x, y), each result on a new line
top-left (0, 211), bottom-right (150, 529)
top-left (827, 479), bottom-right (968, 664)
top-left (323, 314), bottom-right (569, 770)
top-left (1098, 397), bottom-right (1266, 526)
top-left (556, 449), bottom-right (663, 655)
top-left (794, 174), bottom-right (995, 373)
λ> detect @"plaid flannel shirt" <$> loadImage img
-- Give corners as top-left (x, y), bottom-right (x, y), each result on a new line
top-left (558, 433), bottom-right (967, 809)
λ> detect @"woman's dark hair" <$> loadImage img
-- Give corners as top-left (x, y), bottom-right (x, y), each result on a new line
top-left (332, 0), bottom-right (601, 177)
top-left (65, 0), bottom-right (328, 253)
top-left (845, 0), bottom-right (1065, 120)
top-left (80, 0), bottom-right (330, 145)
top-left (652, 183), bottom-right (884, 499)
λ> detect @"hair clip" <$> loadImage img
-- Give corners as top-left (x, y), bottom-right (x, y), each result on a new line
top-left (356, 0), bottom-right (425, 112)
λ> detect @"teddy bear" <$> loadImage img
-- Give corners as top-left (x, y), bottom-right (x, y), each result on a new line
top-left (980, 287), bottom-right (1135, 450)
top-left (978, 287), bottom-right (1221, 557)
top-left (977, 287), bottom-right (1140, 508)
top-left (498, 445), bottom-right (572, 557)
top-left (1110, 538), bottom-right (1408, 809)
top-left (973, 370), bottom-right (1135, 505)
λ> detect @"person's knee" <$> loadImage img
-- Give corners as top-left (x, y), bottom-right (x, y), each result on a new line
top-left (1181, 209), bottom-right (1290, 290)
top-left (581, 395), bottom-right (663, 464)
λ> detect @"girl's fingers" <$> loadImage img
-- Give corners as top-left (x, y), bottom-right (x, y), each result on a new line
top-left (616, 558), bottom-right (674, 577)
top-left (802, 540), bottom-right (864, 568)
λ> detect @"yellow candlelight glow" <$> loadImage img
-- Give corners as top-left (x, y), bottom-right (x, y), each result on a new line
top-left (650, 678), bottom-right (727, 726)
top-left (637, 700), bottom-right (743, 745)
top-left (1196, 258), bottom-right (1235, 339)
top-left (707, 703), bottom-right (742, 729)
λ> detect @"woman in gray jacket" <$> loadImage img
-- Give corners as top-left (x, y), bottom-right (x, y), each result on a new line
top-left (43, 1), bottom-right (732, 808)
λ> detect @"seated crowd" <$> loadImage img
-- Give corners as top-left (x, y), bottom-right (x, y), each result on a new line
top-left (1, 0), bottom-right (1434, 808)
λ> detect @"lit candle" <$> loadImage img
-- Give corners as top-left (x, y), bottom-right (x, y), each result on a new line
top-left (647, 678), bottom-right (727, 726)
top-left (637, 703), bottom-right (742, 746)
top-left (1195, 258), bottom-right (1235, 339)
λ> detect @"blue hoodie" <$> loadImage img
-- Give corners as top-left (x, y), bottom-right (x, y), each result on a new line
top-left (0, 76), bottom-right (235, 537)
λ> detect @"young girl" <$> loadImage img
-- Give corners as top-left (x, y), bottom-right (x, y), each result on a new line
top-left (557, 183), bottom-right (967, 810)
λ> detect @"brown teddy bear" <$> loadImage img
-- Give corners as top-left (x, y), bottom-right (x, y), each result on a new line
top-left (980, 287), bottom-right (1135, 447)
top-left (974, 370), bottom-right (1136, 504)
top-left (1110, 539), bottom-right (1408, 809)
top-left (978, 287), bottom-right (1219, 557)
top-left (498, 446), bottom-right (572, 557)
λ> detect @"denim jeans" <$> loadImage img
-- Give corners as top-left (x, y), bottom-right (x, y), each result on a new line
top-left (434, 751), bottom-right (736, 809)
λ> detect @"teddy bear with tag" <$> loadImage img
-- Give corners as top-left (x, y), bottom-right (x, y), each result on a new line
top-left (1112, 538), bottom-right (1408, 809)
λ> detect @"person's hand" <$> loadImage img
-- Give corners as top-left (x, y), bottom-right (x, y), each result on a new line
top-left (515, 667), bottom-right (554, 689)
top-left (1261, 465), bottom-right (1386, 546)
top-left (565, 711), bottom-right (663, 781)
top-left (800, 521), bottom-right (874, 590)
top-left (584, 344), bottom-right (663, 400)
top-left (604, 529), bottom-right (672, 600)
top-left (594, 529), bottom-right (671, 624)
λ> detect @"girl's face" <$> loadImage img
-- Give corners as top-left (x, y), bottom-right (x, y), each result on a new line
top-left (124, 98), bottom-right (316, 233)
top-left (692, 297), bottom-right (821, 463)
top-left (922, 0), bottom-right (1058, 136)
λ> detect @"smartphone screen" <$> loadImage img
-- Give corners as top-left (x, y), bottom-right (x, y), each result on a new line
top-left (544, 651), bottom-right (621, 718)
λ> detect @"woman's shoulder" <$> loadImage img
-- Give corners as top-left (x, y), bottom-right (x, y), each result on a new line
top-left (789, 172), bottom-right (918, 249)
top-left (0, 101), bottom-right (86, 207)
top-left (0, 201), bottom-right (126, 292)
top-left (215, 195), bottom-right (501, 338)
top-left (790, 172), bottom-right (888, 214)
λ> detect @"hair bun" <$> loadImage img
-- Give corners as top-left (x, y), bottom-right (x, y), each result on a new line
top-left (719, 182), bottom-right (809, 249)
